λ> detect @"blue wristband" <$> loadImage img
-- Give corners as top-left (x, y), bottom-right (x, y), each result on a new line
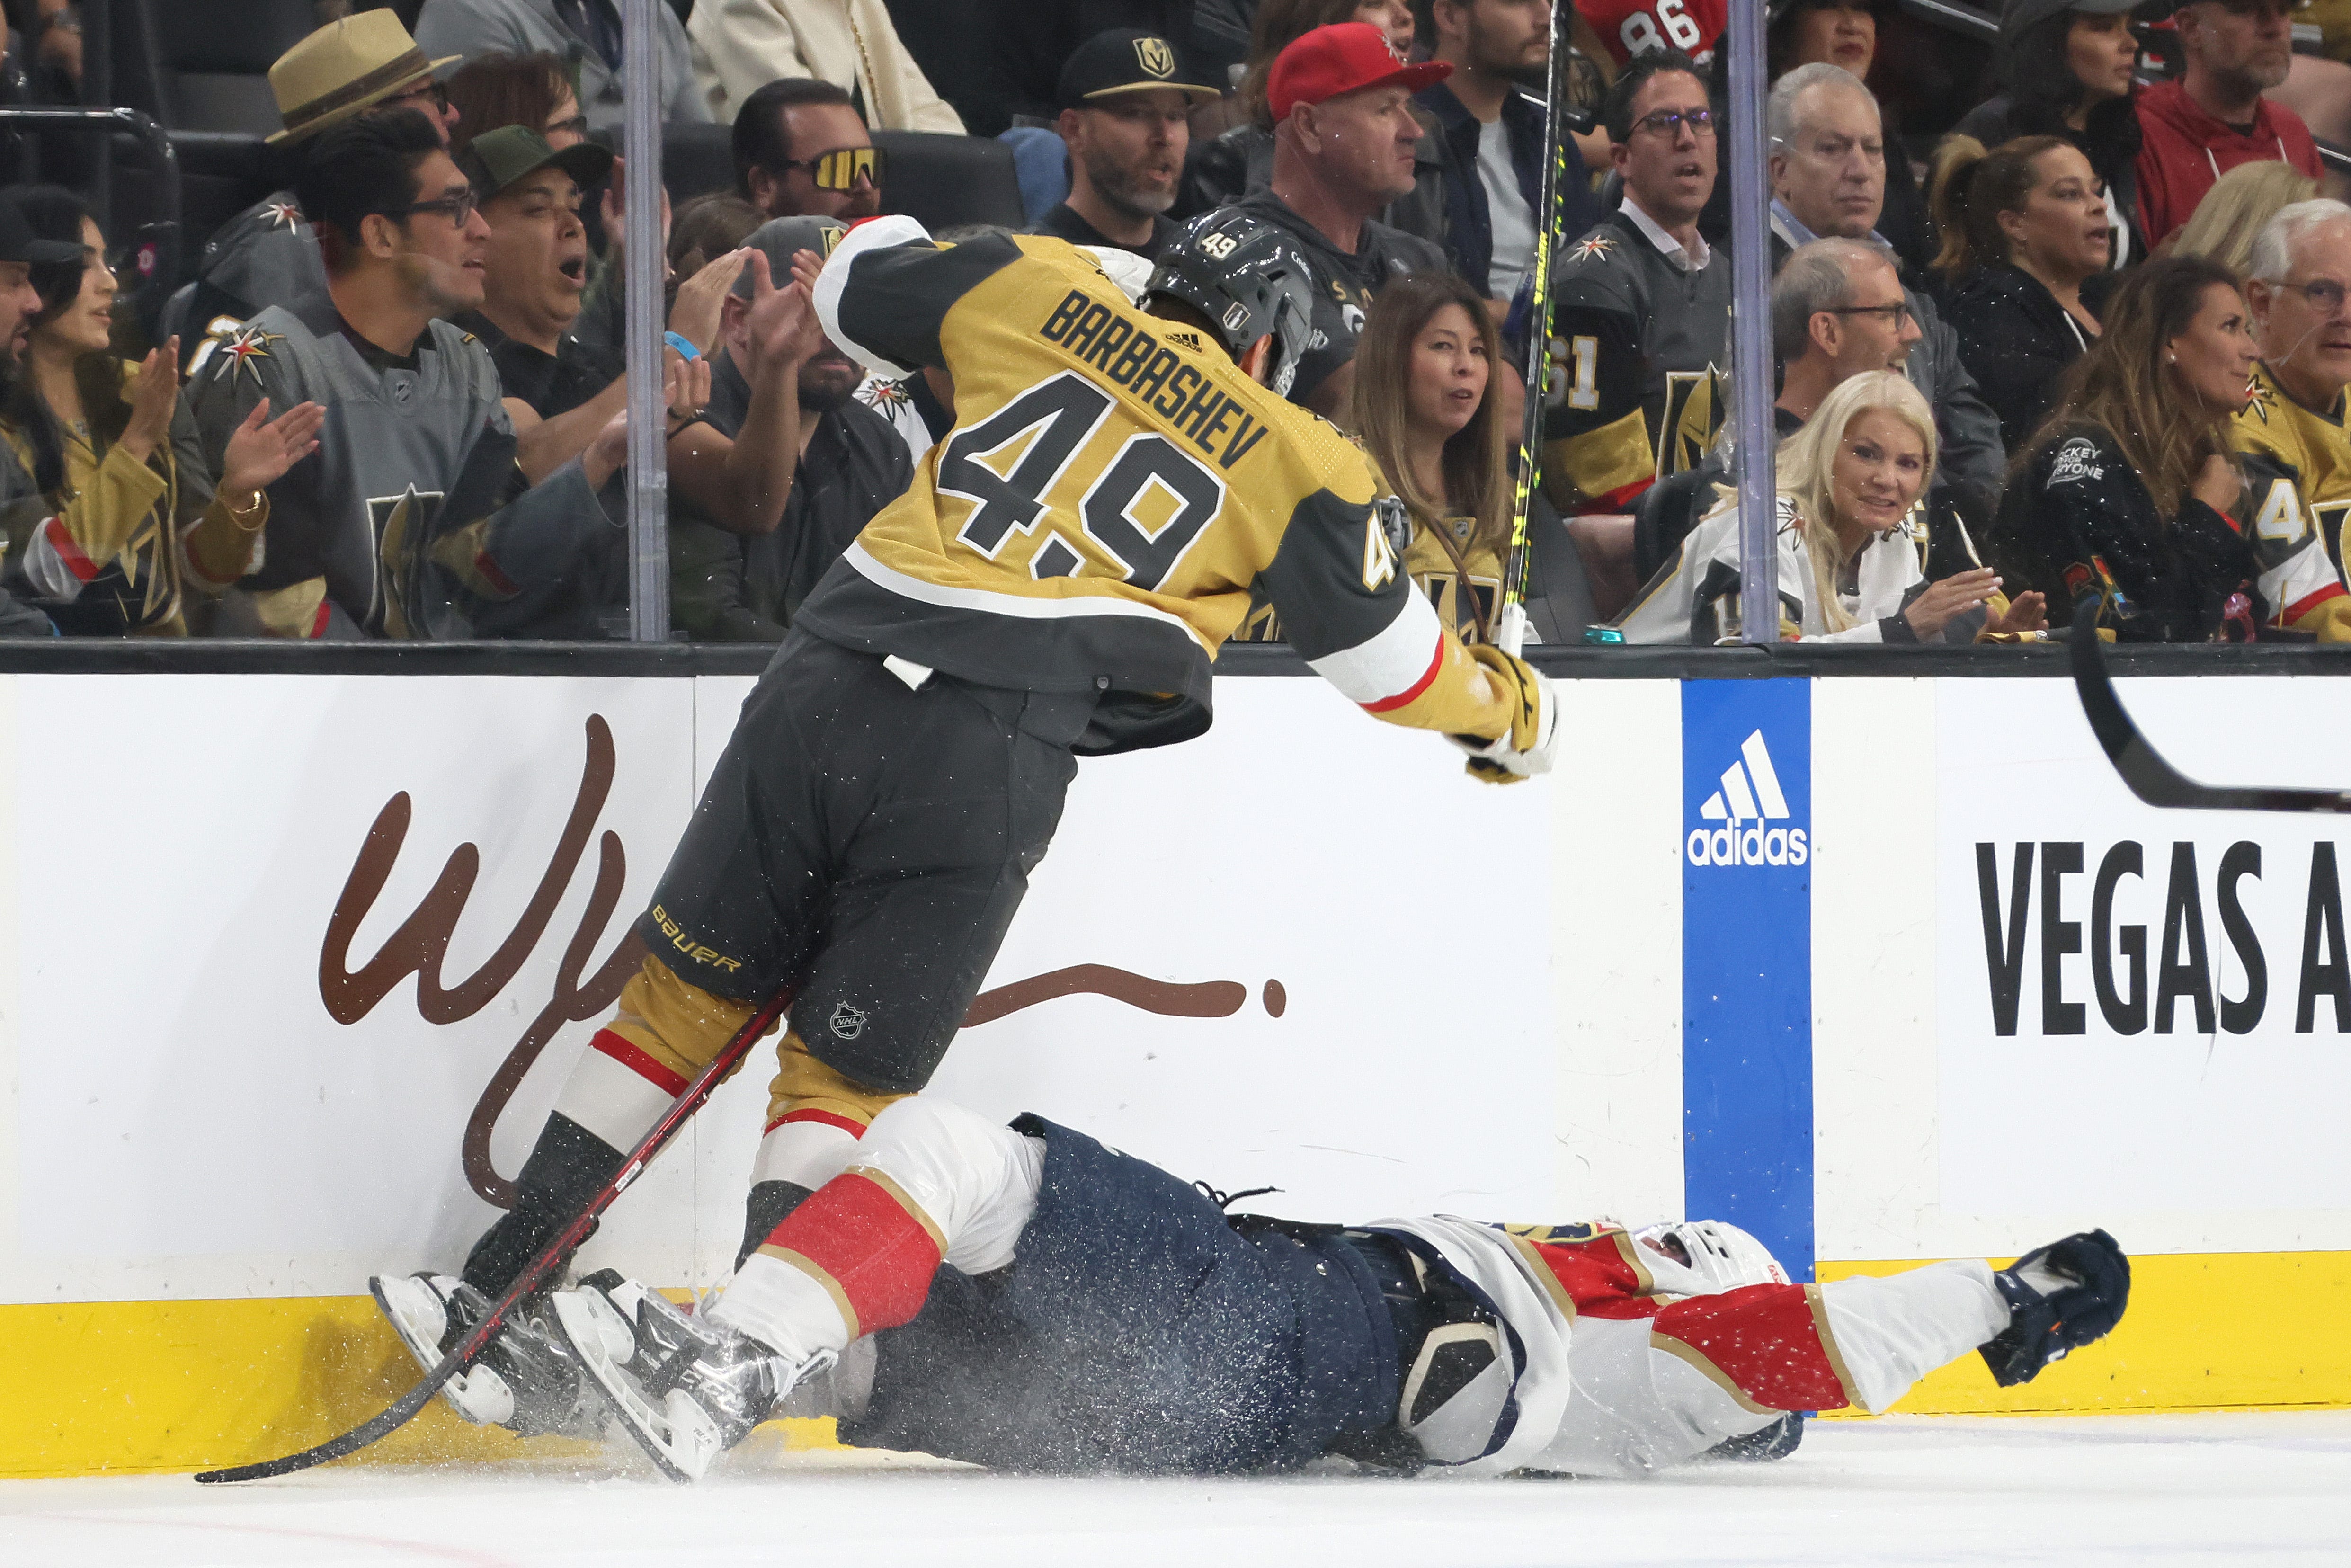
top-left (664, 331), bottom-right (702, 361)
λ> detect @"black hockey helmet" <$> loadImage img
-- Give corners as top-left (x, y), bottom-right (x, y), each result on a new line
top-left (1146, 209), bottom-right (1317, 399)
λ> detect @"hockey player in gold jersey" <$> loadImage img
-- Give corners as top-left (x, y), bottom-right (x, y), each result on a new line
top-left (2234, 200), bottom-right (2351, 640)
top-left (371, 209), bottom-right (1564, 1436)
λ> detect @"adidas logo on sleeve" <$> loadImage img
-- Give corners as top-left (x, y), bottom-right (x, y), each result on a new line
top-left (1686, 729), bottom-right (1808, 868)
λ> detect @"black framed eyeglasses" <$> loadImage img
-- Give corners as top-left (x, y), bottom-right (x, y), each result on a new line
top-left (780, 145), bottom-right (886, 192)
top-left (543, 114), bottom-right (590, 142)
top-left (391, 189), bottom-right (481, 228)
top-left (2279, 278), bottom-right (2351, 316)
top-left (1631, 107), bottom-right (1715, 139)
top-left (1828, 301), bottom-right (1915, 327)
top-left (383, 78), bottom-right (451, 115)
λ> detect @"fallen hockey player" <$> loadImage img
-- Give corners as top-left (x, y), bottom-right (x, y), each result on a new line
top-left (391, 1096), bottom-right (2129, 1482)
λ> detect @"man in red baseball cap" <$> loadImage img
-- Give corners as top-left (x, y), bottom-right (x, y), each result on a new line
top-left (1232, 21), bottom-right (1458, 417)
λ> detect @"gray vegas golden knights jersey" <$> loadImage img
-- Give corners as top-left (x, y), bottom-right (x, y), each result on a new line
top-left (178, 192), bottom-right (329, 374)
top-left (188, 296), bottom-right (620, 638)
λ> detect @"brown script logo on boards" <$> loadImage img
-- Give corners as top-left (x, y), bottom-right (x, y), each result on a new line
top-left (320, 716), bottom-right (1287, 1208)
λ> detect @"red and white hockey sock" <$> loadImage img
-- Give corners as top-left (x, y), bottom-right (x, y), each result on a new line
top-left (549, 1028), bottom-right (688, 1152)
top-left (750, 1106), bottom-right (870, 1195)
top-left (711, 1098), bottom-right (1043, 1360)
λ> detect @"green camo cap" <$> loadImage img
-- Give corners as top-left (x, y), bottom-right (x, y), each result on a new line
top-left (455, 124), bottom-right (615, 202)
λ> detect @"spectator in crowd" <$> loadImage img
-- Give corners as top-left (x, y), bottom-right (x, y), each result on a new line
top-left (450, 125), bottom-right (633, 469)
top-left (1989, 255), bottom-right (2262, 640)
top-left (1419, 0), bottom-right (1600, 311)
top-left (1952, 0), bottom-right (2149, 271)
top-left (735, 80), bottom-right (882, 222)
top-left (1767, 62), bottom-right (2005, 571)
top-left (2166, 157), bottom-right (2316, 273)
top-left (689, 0), bottom-right (964, 132)
top-left (668, 217), bottom-right (911, 641)
top-left (2134, 0), bottom-right (2320, 249)
top-left (445, 50), bottom-right (589, 155)
top-left (671, 194), bottom-right (763, 288)
top-left (1692, 0), bottom-right (1928, 274)
top-left (178, 12), bottom-right (461, 368)
top-left (1180, 0), bottom-right (1448, 243)
top-left (1573, 0), bottom-right (1727, 73)
top-left (413, 0), bottom-right (709, 135)
top-left (1233, 23), bottom-right (1454, 418)
top-left (1543, 49), bottom-right (1725, 516)
top-left (1341, 269), bottom-right (1596, 640)
top-left (1775, 238), bottom-right (1921, 433)
top-left (1626, 236), bottom-right (1915, 583)
top-left (0, 188), bottom-right (323, 637)
top-left (2231, 199), bottom-right (2351, 637)
top-left (973, 0), bottom-right (1287, 135)
top-left (188, 109), bottom-right (631, 640)
top-left (1618, 371), bottom-right (2036, 641)
top-left (0, 194), bottom-right (68, 637)
top-left (1033, 30), bottom-right (1221, 261)
top-left (1932, 136), bottom-right (2110, 454)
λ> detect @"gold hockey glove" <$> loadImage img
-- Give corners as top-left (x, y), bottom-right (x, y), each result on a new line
top-left (1450, 645), bottom-right (1559, 784)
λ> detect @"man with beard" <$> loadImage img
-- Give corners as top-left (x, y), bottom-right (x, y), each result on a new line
top-left (1419, 0), bottom-right (1597, 309)
top-left (1032, 30), bottom-right (1221, 263)
top-left (0, 194), bottom-right (76, 637)
top-left (2232, 199), bottom-right (2351, 638)
top-left (667, 216), bottom-right (913, 640)
top-left (2137, 0), bottom-right (2321, 249)
top-left (187, 110), bottom-right (630, 639)
top-left (733, 79), bottom-right (884, 223)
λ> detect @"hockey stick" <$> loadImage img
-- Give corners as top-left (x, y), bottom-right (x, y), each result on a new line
top-left (194, 988), bottom-right (793, 1484)
top-left (1494, 0), bottom-right (1575, 659)
top-left (2069, 598), bottom-right (2351, 813)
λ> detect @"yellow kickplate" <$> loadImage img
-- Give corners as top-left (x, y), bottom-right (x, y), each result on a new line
top-left (0, 1295), bottom-right (840, 1479)
top-left (1816, 1250), bottom-right (2351, 1416)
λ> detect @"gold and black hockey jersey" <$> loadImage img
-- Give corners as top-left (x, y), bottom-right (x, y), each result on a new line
top-left (799, 220), bottom-right (1512, 754)
top-left (2232, 361), bottom-right (2351, 636)
top-left (1541, 208), bottom-right (1728, 515)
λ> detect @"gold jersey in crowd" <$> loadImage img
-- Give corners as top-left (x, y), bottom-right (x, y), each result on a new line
top-left (2232, 359), bottom-right (2351, 640)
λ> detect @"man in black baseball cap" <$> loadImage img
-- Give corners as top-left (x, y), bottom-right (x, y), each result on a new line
top-left (0, 191), bottom-right (81, 369)
top-left (1030, 29), bottom-right (1221, 262)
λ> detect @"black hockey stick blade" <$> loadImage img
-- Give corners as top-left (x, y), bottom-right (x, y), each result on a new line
top-left (2069, 598), bottom-right (2351, 813)
top-left (194, 988), bottom-right (792, 1484)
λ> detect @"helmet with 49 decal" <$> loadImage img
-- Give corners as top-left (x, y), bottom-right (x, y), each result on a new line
top-left (1145, 209), bottom-right (1317, 399)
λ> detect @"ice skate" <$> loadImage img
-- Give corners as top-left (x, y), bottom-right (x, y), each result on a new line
top-left (547, 1273), bottom-right (832, 1483)
top-left (369, 1272), bottom-right (602, 1439)
top-left (1978, 1230), bottom-right (2132, 1387)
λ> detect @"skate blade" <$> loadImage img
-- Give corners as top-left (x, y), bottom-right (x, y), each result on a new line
top-left (547, 1287), bottom-right (721, 1484)
top-left (368, 1274), bottom-right (515, 1427)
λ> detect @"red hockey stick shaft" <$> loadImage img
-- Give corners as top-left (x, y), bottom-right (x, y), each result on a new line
top-left (195, 988), bottom-right (793, 1484)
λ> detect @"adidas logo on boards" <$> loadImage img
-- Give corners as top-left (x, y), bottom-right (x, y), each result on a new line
top-left (1686, 729), bottom-right (1808, 868)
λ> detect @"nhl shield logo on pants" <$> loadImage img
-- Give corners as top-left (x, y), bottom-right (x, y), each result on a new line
top-left (829, 1001), bottom-right (867, 1041)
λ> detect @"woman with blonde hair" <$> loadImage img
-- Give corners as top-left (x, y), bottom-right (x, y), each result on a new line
top-left (1618, 371), bottom-right (2045, 643)
top-left (1990, 254), bottom-right (2263, 640)
top-left (2166, 160), bottom-right (2320, 276)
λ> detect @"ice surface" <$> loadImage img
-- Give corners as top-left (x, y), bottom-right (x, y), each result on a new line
top-left (5, 1411), bottom-right (2348, 1567)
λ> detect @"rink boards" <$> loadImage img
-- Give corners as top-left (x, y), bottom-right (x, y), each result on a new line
top-left (0, 665), bottom-right (2344, 1476)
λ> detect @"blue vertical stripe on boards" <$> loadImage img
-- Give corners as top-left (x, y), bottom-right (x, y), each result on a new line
top-left (1679, 678), bottom-right (1814, 1282)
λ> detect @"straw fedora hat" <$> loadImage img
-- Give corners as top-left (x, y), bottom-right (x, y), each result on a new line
top-left (267, 12), bottom-right (460, 145)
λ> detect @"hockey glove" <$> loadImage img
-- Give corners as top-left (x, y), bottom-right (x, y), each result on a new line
top-left (1978, 1229), bottom-right (2131, 1387)
top-left (1450, 645), bottom-right (1559, 784)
